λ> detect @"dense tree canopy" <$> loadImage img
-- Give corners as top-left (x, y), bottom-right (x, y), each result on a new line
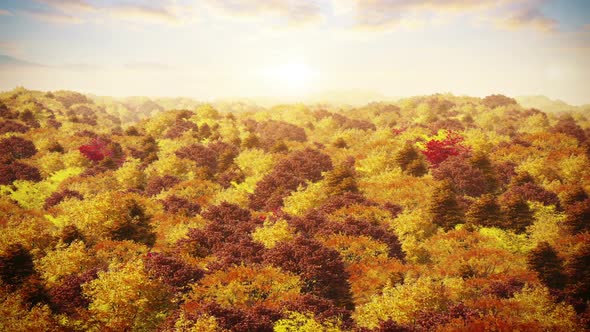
top-left (0, 88), bottom-right (587, 331)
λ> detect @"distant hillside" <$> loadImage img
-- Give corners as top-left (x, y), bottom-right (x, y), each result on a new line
top-left (307, 90), bottom-right (397, 106)
top-left (516, 95), bottom-right (587, 114)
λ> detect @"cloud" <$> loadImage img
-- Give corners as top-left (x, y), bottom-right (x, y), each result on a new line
top-left (107, 4), bottom-right (179, 24)
top-left (343, 0), bottom-right (557, 32)
top-left (20, 1), bottom-right (181, 25)
top-left (0, 9), bottom-right (12, 16)
top-left (13, 0), bottom-right (560, 32)
top-left (0, 42), bottom-right (23, 57)
top-left (20, 9), bottom-right (83, 24)
top-left (0, 54), bottom-right (45, 67)
top-left (207, 0), bottom-right (323, 25)
top-left (497, 7), bottom-right (557, 32)
top-left (348, 0), bottom-right (498, 29)
top-left (34, 0), bottom-right (96, 13)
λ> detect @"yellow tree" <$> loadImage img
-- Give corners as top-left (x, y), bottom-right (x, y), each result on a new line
top-left (83, 259), bottom-right (171, 331)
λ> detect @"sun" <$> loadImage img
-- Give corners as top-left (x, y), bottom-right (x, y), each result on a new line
top-left (262, 62), bottom-right (317, 95)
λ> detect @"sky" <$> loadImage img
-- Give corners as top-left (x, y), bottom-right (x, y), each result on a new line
top-left (0, 0), bottom-right (589, 105)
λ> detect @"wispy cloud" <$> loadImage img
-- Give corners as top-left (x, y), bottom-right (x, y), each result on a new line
top-left (497, 7), bottom-right (557, 32)
top-left (345, 0), bottom-right (557, 32)
top-left (206, 0), bottom-right (323, 25)
top-left (34, 0), bottom-right (96, 13)
top-left (107, 4), bottom-right (179, 24)
top-left (347, 0), bottom-right (496, 29)
top-left (0, 54), bottom-right (45, 67)
top-left (20, 1), bottom-right (182, 25)
top-left (20, 9), bottom-right (83, 24)
top-left (0, 41), bottom-right (24, 57)
top-left (12, 0), bottom-right (561, 32)
top-left (0, 9), bottom-right (13, 16)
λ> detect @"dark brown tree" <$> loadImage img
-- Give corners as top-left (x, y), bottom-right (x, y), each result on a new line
top-left (250, 148), bottom-right (333, 211)
top-left (482, 94), bottom-right (517, 108)
top-left (263, 237), bottom-right (353, 309)
top-left (465, 194), bottom-right (502, 228)
top-left (429, 181), bottom-right (465, 231)
top-left (49, 269), bottom-right (98, 315)
top-left (44, 189), bottom-right (84, 209)
top-left (109, 200), bottom-right (156, 246)
top-left (0, 136), bottom-right (37, 162)
top-left (0, 244), bottom-right (35, 286)
top-left (144, 252), bottom-right (204, 293)
top-left (499, 194), bottom-right (534, 233)
top-left (564, 198), bottom-right (590, 234)
top-left (395, 143), bottom-right (428, 177)
top-left (527, 241), bottom-right (566, 290)
top-left (432, 155), bottom-right (490, 197)
top-left (145, 175), bottom-right (181, 197)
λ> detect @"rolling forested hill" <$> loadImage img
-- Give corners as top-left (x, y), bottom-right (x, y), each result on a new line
top-left (1, 87), bottom-right (589, 331)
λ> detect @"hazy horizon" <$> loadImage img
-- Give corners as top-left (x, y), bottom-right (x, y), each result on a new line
top-left (1, 0), bottom-right (589, 104)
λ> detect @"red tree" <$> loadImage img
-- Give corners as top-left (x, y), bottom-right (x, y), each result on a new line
top-left (421, 131), bottom-right (469, 167)
top-left (78, 137), bottom-right (122, 163)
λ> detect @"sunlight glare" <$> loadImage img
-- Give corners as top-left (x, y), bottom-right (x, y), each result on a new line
top-left (262, 62), bottom-right (317, 95)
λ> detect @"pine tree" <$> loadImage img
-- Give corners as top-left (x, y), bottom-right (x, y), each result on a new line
top-left (527, 241), bottom-right (566, 290)
top-left (466, 194), bottom-right (502, 228)
top-left (429, 181), bottom-right (464, 231)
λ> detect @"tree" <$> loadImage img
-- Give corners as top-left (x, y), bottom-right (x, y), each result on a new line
top-left (175, 141), bottom-right (238, 175)
top-left (565, 242), bottom-right (590, 307)
top-left (432, 155), bottom-right (489, 197)
top-left (144, 252), bottom-right (204, 294)
top-left (160, 195), bottom-right (201, 217)
top-left (503, 182), bottom-right (560, 208)
top-left (250, 148), bottom-right (333, 211)
top-left (465, 194), bottom-right (502, 228)
top-left (0, 136), bottom-right (37, 163)
top-left (241, 133), bottom-right (261, 149)
top-left (429, 182), bottom-right (464, 231)
top-left (54, 192), bottom-right (156, 245)
top-left (109, 199), bottom-right (156, 246)
top-left (333, 137), bottom-right (348, 148)
top-left (263, 237), bottom-right (353, 309)
top-left (83, 259), bottom-right (171, 331)
top-left (564, 198), bottom-right (590, 234)
top-left (324, 158), bottom-right (359, 195)
top-left (145, 175), bottom-right (181, 196)
top-left (188, 265), bottom-right (301, 310)
top-left (0, 120), bottom-right (28, 134)
top-left (78, 138), bottom-right (111, 162)
top-left (551, 115), bottom-right (586, 143)
top-left (0, 162), bottom-right (42, 185)
top-left (254, 120), bottom-right (307, 149)
top-left (0, 244), bottom-right (35, 286)
top-left (527, 242), bottom-right (566, 290)
top-left (54, 90), bottom-right (92, 108)
top-left (499, 194), bottom-right (534, 233)
top-left (44, 189), bottom-right (83, 209)
top-left (49, 269), bottom-right (98, 315)
top-left (421, 131), bottom-right (468, 167)
top-left (482, 94), bottom-right (517, 108)
top-left (395, 143), bottom-right (428, 176)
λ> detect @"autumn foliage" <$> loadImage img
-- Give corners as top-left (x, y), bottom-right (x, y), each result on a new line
top-left (421, 131), bottom-right (469, 167)
top-left (0, 89), bottom-right (588, 331)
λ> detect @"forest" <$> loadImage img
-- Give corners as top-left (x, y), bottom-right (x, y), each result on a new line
top-left (0, 87), bottom-right (589, 331)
